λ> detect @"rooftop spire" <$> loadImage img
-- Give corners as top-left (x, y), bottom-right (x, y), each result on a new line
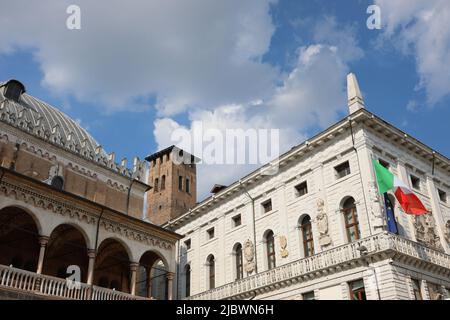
top-left (347, 73), bottom-right (365, 114)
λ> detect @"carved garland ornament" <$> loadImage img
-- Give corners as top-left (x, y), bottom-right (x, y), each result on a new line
top-left (0, 180), bottom-right (172, 250)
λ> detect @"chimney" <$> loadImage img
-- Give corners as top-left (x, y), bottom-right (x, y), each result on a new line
top-left (347, 73), bottom-right (365, 114)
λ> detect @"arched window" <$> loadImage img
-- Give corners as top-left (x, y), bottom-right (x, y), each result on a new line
top-left (300, 215), bottom-right (314, 257)
top-left (154, 178), bottom-right (159, 192)
top-left (184, 264), bottom-right (191, 297)
top-left (234, 244), bottom-right (243, 280)
top-left (342, 197), bottom-right (360, 242)
top-left (207, 255), bottom-right (215, 289)
top-left (265, 230), bottom-right (276, 270)
top-left (51, 176), bottom-right (64, 190)
top-left (161, 175), bottom-right (166, 190)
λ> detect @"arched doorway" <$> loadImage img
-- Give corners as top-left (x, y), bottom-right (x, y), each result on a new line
top-left (94, 238), bottom-right (131, 293)
top-left (43, 224), bottom-right (89, 282)
top-left (136, 250), bottom-right (169, 299)
top-left (0, 206), bottom-right (40, 272)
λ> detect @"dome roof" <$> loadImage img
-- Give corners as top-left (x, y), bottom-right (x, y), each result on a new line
top-left (0, 80), bottom-right (147, 182)
top-left (0, 80), bottom-right (106, 157)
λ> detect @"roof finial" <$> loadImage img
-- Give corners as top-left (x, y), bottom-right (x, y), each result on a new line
top-left (347, 73), bottom-right (365, 114)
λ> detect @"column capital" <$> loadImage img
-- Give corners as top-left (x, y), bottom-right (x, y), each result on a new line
top-left (87, 249), bottom-right (96, 259)
top-left (166, 272), bottom-right (175, 280)
top-left (129, 262), bottom-right (140, 271)
top-left (38, 236), bottom-right (49, 246)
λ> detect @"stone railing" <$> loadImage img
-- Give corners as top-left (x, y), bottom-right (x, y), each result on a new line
top-left (186, 233), bottom-right (450, 300)
top-left (0, 265), bottom-right (149, 300)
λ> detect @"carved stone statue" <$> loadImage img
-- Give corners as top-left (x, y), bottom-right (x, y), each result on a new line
top-left (279, 235), bottom-right (289, 258)
top-left (414, 214), bottom-right (443, 251)
top-left (369, 180), bottom-right (384, 229)
top-left (316, 198), bottom-right (331, 246)
top-left (444, 220), bottom-right (450, 244)
top-left (243, 239), bottom-right (255, 273)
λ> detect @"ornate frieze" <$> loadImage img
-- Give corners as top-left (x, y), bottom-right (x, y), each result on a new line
top-left (0, 178), bottom-right (174, 251)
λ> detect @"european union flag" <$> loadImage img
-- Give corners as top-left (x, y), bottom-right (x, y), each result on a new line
top-left (384, 193), bottom-right (398, 234)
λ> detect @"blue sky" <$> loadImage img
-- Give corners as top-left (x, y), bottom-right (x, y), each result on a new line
top-left (1, 0), bottom-right (449, 198)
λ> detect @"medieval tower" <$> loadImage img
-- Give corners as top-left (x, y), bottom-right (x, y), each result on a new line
top-left (145, 146), bottom-right (198, 225)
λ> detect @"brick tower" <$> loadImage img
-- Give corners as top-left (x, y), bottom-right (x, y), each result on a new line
top-left (145, 146), bottom-right (198, 225)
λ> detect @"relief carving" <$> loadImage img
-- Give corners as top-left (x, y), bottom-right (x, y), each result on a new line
top-left (243, 239), bottom-right (255, 273)
top-left (369, 180), bottom-right (385, 229)
top-left (316, 198), bottom-right (331, 247)
top-left (413, 214), bottom-right (443, 251)
top-left (444, 220), bottom-right (450, 245)
top-left (279, 235), bottom-right (289, 258)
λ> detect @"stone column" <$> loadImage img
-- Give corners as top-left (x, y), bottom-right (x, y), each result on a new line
top-left (146, 267), bottom-right (152, 298)
top-left (129, 262), bottom-right (139, 295)
top-left (36, 236), bottom-right (49, 274)
top-left (86, 249), bottom-right (96, 285)
top-left (166, 272), bottom-right (174, 300)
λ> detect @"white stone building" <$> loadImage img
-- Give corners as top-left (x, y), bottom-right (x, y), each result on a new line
top-left (166, 74), bottom-right (450, 300)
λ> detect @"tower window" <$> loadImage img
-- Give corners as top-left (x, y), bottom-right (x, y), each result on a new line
top-left (335, 161), bottom-right (351, 179)
top-left (154, 178), bottom-right (159, 192)
top-left (186, 177), bottom-right (190, 193)
top-left (161, 175), bottom-right (166, 190)
top-left (295, 181), bottom-right (308, 197)
top-left (178, 176), bottom-right (183, 191)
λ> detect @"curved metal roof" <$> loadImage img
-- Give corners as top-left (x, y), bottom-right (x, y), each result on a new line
top-left (0, 80), bottom-right (106, 158)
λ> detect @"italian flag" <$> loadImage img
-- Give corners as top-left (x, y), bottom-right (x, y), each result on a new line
top-left (372, 160), bottom-right (428, 215)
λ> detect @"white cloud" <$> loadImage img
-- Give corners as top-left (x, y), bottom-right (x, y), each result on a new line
top-left (154, 19), bottom-right (363, 199)
top-left (0, 2), bottom-right (363, 200)
top-left (376, 0), bottom-right (450, 105)
top-left (0, 0), bottom-right (278, 114)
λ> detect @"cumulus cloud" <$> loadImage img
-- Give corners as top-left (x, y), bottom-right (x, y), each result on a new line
top-left (0, 1), bottom-right (363, 200)
top-left (154, 18), bottom-right (363, 199)
top-left (0, 0), bottom-right (277, 113)
top-left (376, 0), bottom-right (450, 105)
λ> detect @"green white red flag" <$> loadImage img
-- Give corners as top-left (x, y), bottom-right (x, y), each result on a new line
top-left (372, 160), bottom-right (427, 215)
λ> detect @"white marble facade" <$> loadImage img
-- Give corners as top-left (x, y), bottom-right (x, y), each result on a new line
top-left (168, 74), bottom-right (450, 300)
